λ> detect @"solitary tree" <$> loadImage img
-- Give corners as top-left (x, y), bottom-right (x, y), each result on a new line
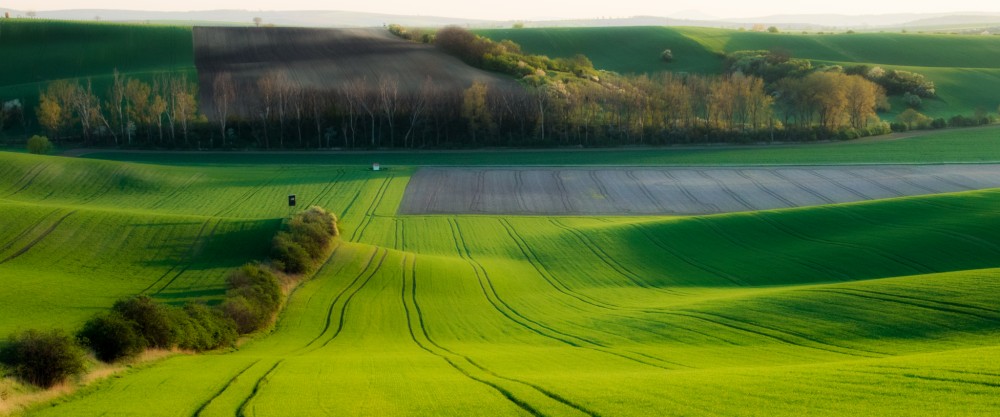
top-left (661, 49), bottom-right (673, 63)
top-left (26, 135), bottom-right (53, 154)
top-left (253, 17), bottom-right (262, 27)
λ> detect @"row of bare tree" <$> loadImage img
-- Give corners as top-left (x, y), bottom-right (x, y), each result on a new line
top-left (35, 70), bottom-right (200, 146)
top-left (29, 68), bottom-right (887, 148)
top-left (211, 69), bottom-right (873, 148)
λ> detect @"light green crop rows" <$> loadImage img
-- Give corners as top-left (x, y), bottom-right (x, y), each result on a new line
top-left (2, 148), bottom-right (999, 416)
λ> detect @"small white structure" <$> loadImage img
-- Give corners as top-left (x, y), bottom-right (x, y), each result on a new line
top-left (372, 163), bottom-right (381, 171)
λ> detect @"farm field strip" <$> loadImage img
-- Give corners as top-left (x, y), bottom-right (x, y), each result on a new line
top-left (193, 27), bottom-right (514, 116)
top-left (398, 165), bottom-right (1000, 215)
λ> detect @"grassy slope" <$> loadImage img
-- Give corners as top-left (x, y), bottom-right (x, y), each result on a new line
top-left (3, 146), bottom-right (997, 415)
top-left (83, 125), bottom-right (1000, 166)
top-left (478, 26), bottom-right (1000, 118)
top-left (0, 20), bottom-right (194, 113)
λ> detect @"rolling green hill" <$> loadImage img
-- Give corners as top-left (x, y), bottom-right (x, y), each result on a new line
top-left (0, 20), bottom-right (194, 118)
top-left (2, 143), bottom-right (999, 415)
top-left (478, 26), bottom-right (1000, 118)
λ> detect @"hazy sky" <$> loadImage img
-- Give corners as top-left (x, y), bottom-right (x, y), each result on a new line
top-left (10, 1), bottom-right (1000, 20)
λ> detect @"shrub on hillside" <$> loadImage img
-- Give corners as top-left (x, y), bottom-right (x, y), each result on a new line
top-left (223, 263), bottom-right (282, 334)
top-left (0, 329), bottom-right (86, 388)
top-left (272, 232), bottom-right (310, 274)
top-left (661, 49), bottom-right (673, 63)
top-left (78, 312), bottom-right (146, 362)
top-left (26, 135), bottom-right (52, 154)
top-left (271, 206), bottom-right (338, 273)
top-left (169, 303), bottom-right (238, 351)
top-left (112, 296), bottom-right (174, 349)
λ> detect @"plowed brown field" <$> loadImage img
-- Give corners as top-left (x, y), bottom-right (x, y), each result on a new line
top-left (193, 27), bottom-right (513, 115)
top-left (399, 165), bottom-right (1000, 215)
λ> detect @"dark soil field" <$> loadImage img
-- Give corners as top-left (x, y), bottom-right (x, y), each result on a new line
top-left (399, 165), bottom-right (1000, 215)
top-left (193, 27), bottom-right (514, 116)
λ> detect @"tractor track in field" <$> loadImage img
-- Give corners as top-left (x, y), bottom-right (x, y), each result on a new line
top-left (79, 165), bottom-right (145, 205)
top-left (547, 219), bottom-right (671, 292)
top-left (213, 168), bottom-right (286, 218)
top-left (449, 219), bottom-right (598, 348)
top-left (236, 360), bottom-right (284, 417)
top-left (805, 288), bottom-right (1000, 323)
top-left (659, 170), bottom-right (719, 213)
top-left (512, 219), bottom-right (875, 356)
top-left (140, 219), bottom-right (214, 294)
top-left (754, 213), bottom-right (937, 275)
top-left (0, 210), bottom-right (76, 265)
top-left (304, 169), bottom-right (347, 208)
top-left (824, 206), bottom-right (1000, 255)
top-left (588, 170), bottom-right (630, 213)
top-left (770, 170), bottom-right (838, 204)
top-left (456, 220), bottom-right (688, 370)
top-left (807, 169), bottom-right (874, 201)
top-left (313, 249), bottom-right (389, 350)
top-left (149, 173), bottom-right (205, 210)
top-left (837, 288), bottom-right (1000, 316)
top-left (552, 171), bottom-right (574, 213)
top-left (696, 170), bottom-right (759, 212)
top-left (513, 171), bottom-right (530, 213)
top-left (626, 223), bottom-right (748, 286)
top-left (879, 168), bottom-right (943, 195)
top-left (736, 169), bottom-right (797, 208)
top-left (624, 170), bottom-right (669, 213)
top-left (297, 246), bottom-right (380, 350)
top-left (843, 170), bottom-right (905, 197)
top-left (470, 169), bottom-right (487, 213)
top-left (689, 217), bottom-right (854, 281)
top-left (402, 254), bottom-right (604, 417)
top-left (0, 208), bottom-right (62, 255)
top-left (498, 218), bottom-right (617, 312)
top-left (153, 218), bottom-right (222, 295)
top-left (663, 310), bottom-right (885, 358)
top-left (5, 163), bottom-right (50, 197)
top-left (348, 175), bottom-right (393, 242)
top-left (192, 360), bottom-right (261, 417)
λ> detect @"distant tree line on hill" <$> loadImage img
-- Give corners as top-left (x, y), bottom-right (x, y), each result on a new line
top-left (4, 28), bottom-right (997, 149)
top-left (30, 70), bottom-right (201, 147)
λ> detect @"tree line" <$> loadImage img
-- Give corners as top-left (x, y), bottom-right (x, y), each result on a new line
top-left (10, 27), bottom-right (998, 149)
top-left (32, 70), bottom-right (200, 146)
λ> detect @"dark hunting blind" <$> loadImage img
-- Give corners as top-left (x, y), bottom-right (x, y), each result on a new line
top-left (288, 194), bottom-right (296, 207)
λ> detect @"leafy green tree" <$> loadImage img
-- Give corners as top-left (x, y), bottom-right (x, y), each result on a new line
top-left (26, 135), bottom-right (53, 154)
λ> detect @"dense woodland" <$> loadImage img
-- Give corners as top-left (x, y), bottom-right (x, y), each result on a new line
top-left (3, 26), bottom-right (995, 149)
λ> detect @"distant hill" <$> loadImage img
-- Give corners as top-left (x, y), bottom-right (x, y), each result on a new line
top-left (5, 8), bottom-right (1000, 31)
top-left (1, 9), bottom-right (498, 28)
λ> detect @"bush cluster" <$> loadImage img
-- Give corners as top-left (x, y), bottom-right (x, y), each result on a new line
top-left (2, 207), bottom-right (338, 387)
top-left (78, 295), bottom-right (237, 362)
top-left (26, 135), bottom-right (52, 154)
top-left (0, 329), bottom-right (86, 388)
top-left (221, 263), bottom-right (283, 333)
top-left (271, 206), bottom-right (338, 274)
